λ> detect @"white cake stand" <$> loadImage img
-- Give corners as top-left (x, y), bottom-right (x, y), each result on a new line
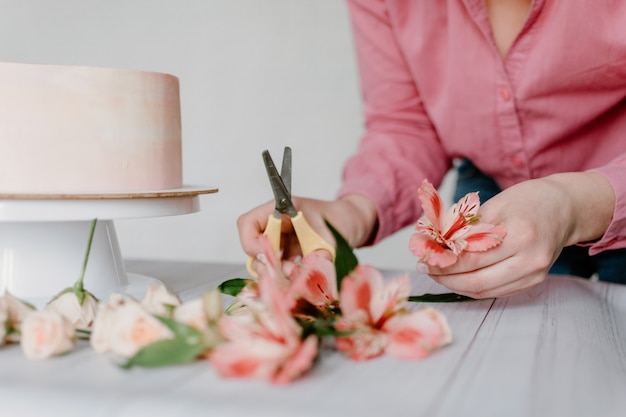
top-left (0, 186), bottom-right (218, 307)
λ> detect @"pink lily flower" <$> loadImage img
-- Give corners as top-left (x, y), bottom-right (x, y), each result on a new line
top-left (288, 254), bottom-right (338, 309)
top-left (210, 276), bottom-right (318, 384)
top-left (335, 265), bottom-right (451, 361)
top-left (210, 237), bottom-right (318, 384)
top-left (384, 307), bottom-right (452, 360)
top-left (409, 179), bottom-right (506, 268)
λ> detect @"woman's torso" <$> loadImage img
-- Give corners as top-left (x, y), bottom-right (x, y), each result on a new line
top-left (385, 0), bottom-right (626, 189)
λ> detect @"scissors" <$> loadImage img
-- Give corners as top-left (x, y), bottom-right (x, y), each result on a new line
top-left (246, 147), bottom-right (336, 276)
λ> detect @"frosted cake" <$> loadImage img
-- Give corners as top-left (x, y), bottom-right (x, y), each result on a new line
top-left (0, 62), bottom-right (182, 194)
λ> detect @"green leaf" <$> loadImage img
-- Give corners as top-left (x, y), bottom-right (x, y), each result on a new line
top-left (156, 316), bottom-right (205, 344)
top-left (76, 328), bottom-right (92, 341)
top-left (324, 219), bottom-right (358, 291)
top-left (297, 317), bottom-right (351, 338)
top-left (408, 293), bottom-right (478, 303)
top-left (121, 318), bottom-right (210, 369)
top-left (218, 278), bottom-right (253, 297)
top-left (121, 338), bottom-right (209, 369)
top-left (312, 319), bottom-right (352, 338)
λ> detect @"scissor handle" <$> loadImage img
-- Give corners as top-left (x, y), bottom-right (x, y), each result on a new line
top-left (246, 214), bottom-right (282, 277)
top-left (246, 212), bottom-right (335, 277)
top-left (291, 211), bottom-right (336, 260)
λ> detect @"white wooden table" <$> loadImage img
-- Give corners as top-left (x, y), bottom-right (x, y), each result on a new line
top-left (1, 259), bottom-right (625, 417)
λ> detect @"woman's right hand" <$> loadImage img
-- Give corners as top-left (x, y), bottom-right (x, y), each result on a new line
top-left (237, 194), bottom-right (378, 271)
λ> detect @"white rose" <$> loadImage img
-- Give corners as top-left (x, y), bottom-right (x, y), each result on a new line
top-left (174, 295), bottom-right (223, 347)
top-left (20, 310), bottom-right (76, 360)
top-left (4, 292), bottom-right (36, 342)
top-left (45, 291), bottom-right (98, 330)
top-left (91, 293), bottom-right (174, 358)
top-left (89, 294), bottom-right (121, 354)
top-left (173, 298), bottom-right (207, 331)
top-left (141, 284), bottom-right (181, 316)
top-left (202, 288), bottom-right (224, 322)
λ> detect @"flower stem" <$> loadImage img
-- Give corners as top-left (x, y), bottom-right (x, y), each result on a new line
top-left (75, 219), bottom-right (98, 293)
top-left (76, 328), bottom-right (92, 340)
top-left (408, 293), bottom-right (477, 302)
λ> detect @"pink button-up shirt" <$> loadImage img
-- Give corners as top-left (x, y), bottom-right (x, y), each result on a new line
top-left (337, 0), bottom-right (626, 255)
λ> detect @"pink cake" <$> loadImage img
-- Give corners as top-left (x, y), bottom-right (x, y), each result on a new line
top-left (0, 62), bottom-right (183, 194)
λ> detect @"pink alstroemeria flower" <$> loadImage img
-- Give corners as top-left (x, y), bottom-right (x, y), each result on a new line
top-left (335, 265), bottom-right (451, 361)
top-left (210, 236), bottom-right (318, 384)
top-left (289, 254), bottom-right (338, 309)
top-left (409, 179), bottom-right (506, 268)
top-left (383, 307), bottom-right (452, 360)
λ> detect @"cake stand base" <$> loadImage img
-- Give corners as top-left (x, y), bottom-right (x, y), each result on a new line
top-left (0, 220), bottom-right (137, 307)
top-left (0, 188), bottom-right (217, 307)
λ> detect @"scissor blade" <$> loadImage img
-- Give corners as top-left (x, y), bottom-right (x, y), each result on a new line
top-left (281, 146), bottom-right (292, 196)
top-left (262, 150), bottom-right (297, 217)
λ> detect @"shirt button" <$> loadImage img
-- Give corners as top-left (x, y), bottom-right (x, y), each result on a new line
top-left (510, 155), bottom-right (525, 168)
top-left (499, 87), bottom-right (511, 101)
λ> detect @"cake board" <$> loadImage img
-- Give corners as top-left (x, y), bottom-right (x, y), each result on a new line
top-left (0, 186), bottom-right (218, 308)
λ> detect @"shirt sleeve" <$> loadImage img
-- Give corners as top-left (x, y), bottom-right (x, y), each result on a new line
top-left (337, 0), bottom-right (452, 245)
top-left (587, 154), bottom-right (626, 255)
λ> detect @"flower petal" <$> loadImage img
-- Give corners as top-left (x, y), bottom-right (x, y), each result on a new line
top-left (338, 273), bottom-right (372, 320)
top-left (289, 254), bottom-right (338, 307)
top-left (335, 326), bottom-right (387, 361)
top-left (463, 223), bottom-right (507, 252)
top-left (417, 179), bottom-right (444, 231)
top-left (210, 342), bottom-right (280, 380)
top-left (440, 192), bottom-right (479, 240)
top-left (409, 233), bottom-right (458, 268)
top-left (383, 307), bottom-right (452, 360)
top-left (20, 310), bottom-right (76, 360)
top-left (272, 335), bottom-right (318, 384)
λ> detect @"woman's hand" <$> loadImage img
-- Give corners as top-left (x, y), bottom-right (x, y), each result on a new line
top-left (425, 172), bottom-right (615, 298)
top-left (237, 194), bottom-right (378, 272)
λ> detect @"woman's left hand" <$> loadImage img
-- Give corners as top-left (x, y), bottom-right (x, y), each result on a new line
top-left (425, 172), bottom-right (615, 298)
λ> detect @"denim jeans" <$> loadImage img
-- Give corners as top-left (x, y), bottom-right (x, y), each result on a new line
top-left (454, 159), bottom-right (626, 284)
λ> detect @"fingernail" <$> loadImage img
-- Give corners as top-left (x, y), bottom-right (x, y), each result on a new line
top-left (293, 255), bottom-right (302, 264)
top-left (255, 253), bottom-right (267, 264)
top-left (415, 263), bottom-right (429, 274)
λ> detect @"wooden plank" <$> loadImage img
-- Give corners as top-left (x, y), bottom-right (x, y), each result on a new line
top-left (429, 276), bottom-right (626, 417)
top-left (2, 262), bottom-right (624, 417)
top-left (124, 261), bottom-right (494, 415)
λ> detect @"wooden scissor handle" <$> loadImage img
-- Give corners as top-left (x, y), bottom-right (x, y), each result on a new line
top-left (291, 211), bottom-right (336, 260)
top-left (246, 212), bottom-right (335, 277)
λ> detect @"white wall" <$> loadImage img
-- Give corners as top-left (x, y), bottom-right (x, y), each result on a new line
top-left (0, 0), bottom-right (454, 271)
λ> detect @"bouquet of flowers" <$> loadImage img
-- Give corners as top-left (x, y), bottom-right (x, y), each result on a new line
top-left (0, 179), bottom-right (505, 385)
